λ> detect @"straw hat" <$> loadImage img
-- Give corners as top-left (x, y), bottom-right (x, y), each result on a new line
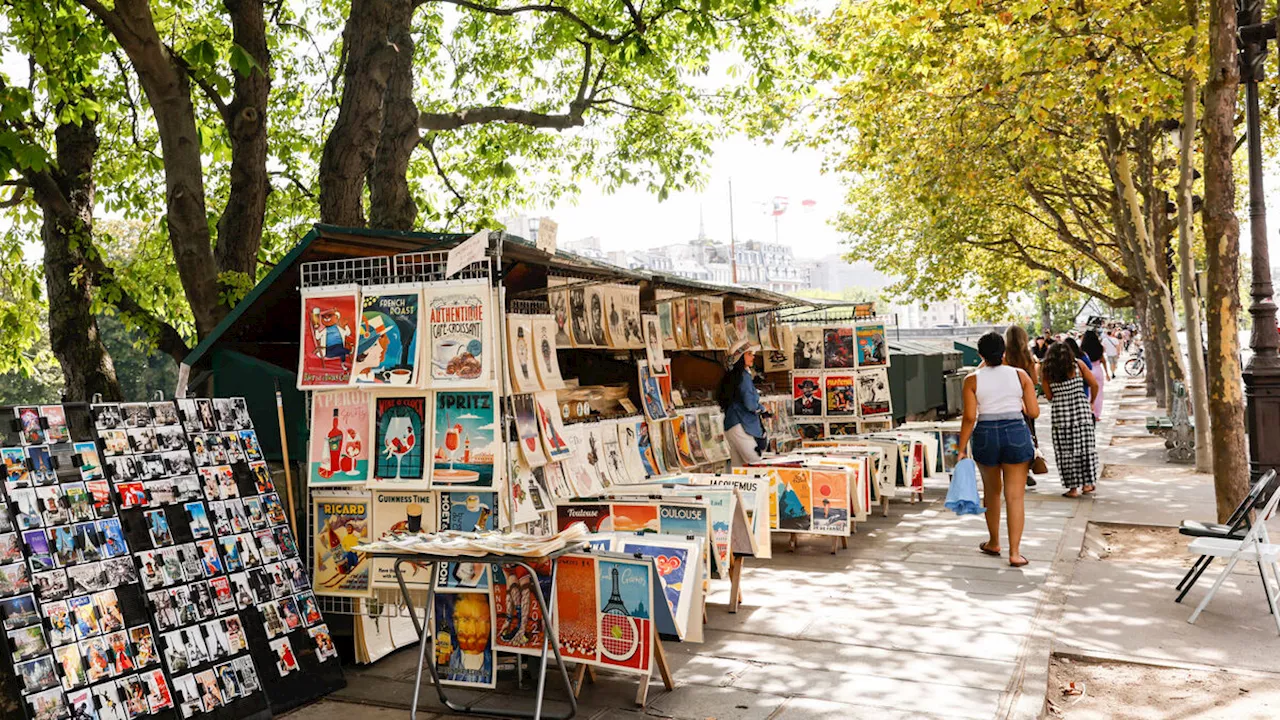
top-left (726, 338), bottom-right (758, 369)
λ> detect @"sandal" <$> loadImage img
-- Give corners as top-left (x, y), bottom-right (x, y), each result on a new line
top-left (1062, 490), bottom-right (1080, 498)
top-left (1082, 485), bottom-right (1096, 494)
top-left (979, 542), bottom-right (1001, 557)
top-left (1009, 555), bottom-right (1030, 568)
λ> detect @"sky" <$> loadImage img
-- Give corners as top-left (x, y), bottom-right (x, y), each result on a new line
top-left (533, 136), bottom-right (852, 260)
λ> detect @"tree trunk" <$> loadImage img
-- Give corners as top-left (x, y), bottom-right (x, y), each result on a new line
top-left (32, 119), bottom-right (123, 401)
top-left (1202, 0), bottom-right (1249, 521)
top-left (214, 0), bottom-right (271, 279)
top-left (318, 0), bottom-right (405, 227)
top-left (83, 0), bottom-right (224, 338)
top-left (1038, 278), bottom-right (1052, 334)
top-left (1116, 152), bottom-right (1186, 407)
top-left (1178, 0), bottom-right (1212, 472)
top-left (368, 0), bottom-right (421, 231)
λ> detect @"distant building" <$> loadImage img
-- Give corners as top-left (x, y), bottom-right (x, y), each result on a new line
top-left (883, 299), bottom-right (970, 329)
top-left (800, 255), bottom-right (892, 294)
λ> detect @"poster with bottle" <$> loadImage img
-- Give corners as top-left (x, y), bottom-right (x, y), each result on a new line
top-left (430, 391), bottom-right (498, 490)
top-left (369, 490), bottom-right (437, 589)
top-left (307, 391), bottom-right (371, 486)
top-left (435, 492), bottom-right (497, 589)
top-left (311, 494), bottom-right (371, 598)
top-left (297, 286), bottom-right (360, 389)
top-left (352, 286), bottom-right (422, 386)
top-left (423, 280), bottom-right (492, 388)
top-left (369, 394), bottom-right (429, 488)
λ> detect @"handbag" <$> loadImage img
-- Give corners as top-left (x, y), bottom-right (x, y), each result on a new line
top-left (945, 458), bottom-right (985, 515)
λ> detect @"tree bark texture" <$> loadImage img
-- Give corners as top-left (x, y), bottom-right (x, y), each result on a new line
top-left (1177, 0), bottom-right (1212, 471)
top-left (30, 119), bottom-right (124, 401)
top-left (214, 0), bottom-right (271, 278)
top-left (80, 0), bottom-right (224, 339)
top-left (1202, 0), bottom-right (1249, 521)
top-left (368, 0), bottom-right (421, 231)
top-left (318, 0), bottom-right (405, 227)
top-left (1116, 151), bottom-right (1186, 407)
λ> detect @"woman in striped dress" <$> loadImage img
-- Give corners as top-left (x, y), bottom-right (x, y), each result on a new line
top-left (1042, 342), bottom-right (1100, 497)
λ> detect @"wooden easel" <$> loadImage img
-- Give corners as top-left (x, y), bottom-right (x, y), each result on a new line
top-left (785, 532), bottom-right (849, 555)
top-left (727, 554), bottom-right (746, 613)
top-left (569, 636), bottom-right (675, 707)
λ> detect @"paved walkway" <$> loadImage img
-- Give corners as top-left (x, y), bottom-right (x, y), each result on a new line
top-left (286, 374), bottom-right (1279, 719)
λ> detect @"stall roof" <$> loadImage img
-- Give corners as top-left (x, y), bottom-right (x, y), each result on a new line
top-left (183, 223), bottom-right (810, 369)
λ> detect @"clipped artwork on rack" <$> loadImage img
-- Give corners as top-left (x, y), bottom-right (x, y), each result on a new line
top-left (792, 327), bottom-right (824, 369)
top-left (423, 280), bottom-right (491, 388)
top-left (369, 490), bottom-right (436, 588)
top-left (431, 391), bottom-right (498, 489)
top-left (637, 361), bottom-right (667, 422)
top-left (352, 286), bottom-right (422, 386)
top-left (533, 391), bottom-right (573, 462)
top-left (370, 394), bottom-right (429, 487)
top-left (307, 390), bottom-right (371, 486)
top-left (856, 323), bottom-right (890, 368)
top-left (312, 494), bottom-right (372, 598)
top-left (506, 315), bottom-right (541, 394)
top-left (857, 368), bottom-right (892, 418)
top-left (792, 371), bottom-right (823, 418)
top-left (530, 315), bottom-right (565, 390)
top-left (298, 287), bottom-right (360, 388)
top-left (823, 327), bottom-right (856, 368)
top-left (825, 372), bottom-right (858, 417)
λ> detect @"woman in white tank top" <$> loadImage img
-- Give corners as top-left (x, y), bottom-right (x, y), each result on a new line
top-left (958, 332), bottom-right (1040, 567)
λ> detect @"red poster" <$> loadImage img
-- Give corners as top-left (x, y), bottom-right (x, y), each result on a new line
top-left (298, 290), bottom-right (360, 388)
top-left (555, 555), bottom-right (598, 662)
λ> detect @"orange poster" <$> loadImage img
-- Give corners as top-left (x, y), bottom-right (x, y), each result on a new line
top-left (554, 555), bottom-right (598, 662)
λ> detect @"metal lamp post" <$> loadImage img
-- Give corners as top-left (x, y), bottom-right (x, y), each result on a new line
top-left (1238, 0), bottom-right (1280, 481)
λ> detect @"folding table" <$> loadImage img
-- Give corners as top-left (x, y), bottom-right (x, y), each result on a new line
top-left (369, 543), bottom-right (586, 720)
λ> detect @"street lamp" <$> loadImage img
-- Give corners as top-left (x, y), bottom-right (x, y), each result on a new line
top-left (1237, 0), bottom-right (1280, 481)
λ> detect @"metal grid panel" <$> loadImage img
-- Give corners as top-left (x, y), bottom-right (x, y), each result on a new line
top-left (299, 256), bottom-right (392, 288)
top-left (777, 308), bottom-right (897, 326)
top-left (393, 249), bottom-right (492, 283)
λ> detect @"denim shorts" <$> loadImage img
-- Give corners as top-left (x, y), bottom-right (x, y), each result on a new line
top-left (972, 417), bottom-right (1035, 466)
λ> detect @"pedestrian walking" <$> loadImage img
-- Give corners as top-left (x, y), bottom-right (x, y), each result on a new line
top-left (1081, 330), bottom-right (1109, 421)
top-left (1003, 325), bottom-right (1049, 485)
top-left (718, 339), bottom-right (765, 467)
top-left (1042, 342), bottom-right (1100, 497)
top-left (958, 332), bottom-right (1040, 567)
top-left (1102, 329), bottom-right (1121, 375)
top-left (1063, 337), bottom-right (1096, 407)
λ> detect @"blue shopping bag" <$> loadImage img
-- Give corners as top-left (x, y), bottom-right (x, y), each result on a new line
top-left (945, 458), bottom-right (985, 515)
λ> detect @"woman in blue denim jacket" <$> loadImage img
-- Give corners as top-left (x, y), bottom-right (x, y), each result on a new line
top-left (958, 332), bottom-right (1041, 567)
top-left (718, 339), bottom-right (765, 466)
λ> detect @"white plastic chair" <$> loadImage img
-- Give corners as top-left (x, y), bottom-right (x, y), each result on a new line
top-left (1186, 477), bottom-right (1280, 634)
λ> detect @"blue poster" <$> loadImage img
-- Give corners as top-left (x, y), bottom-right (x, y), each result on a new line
top-left (353, 291), bottom-right (421, 386)
top-left (432, 391), bottom-right (496, 489)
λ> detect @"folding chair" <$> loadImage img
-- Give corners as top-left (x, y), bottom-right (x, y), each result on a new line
top-left (1175, 469), bottom-right (1278, 604)
top-left (1184, 474), bottom-right (1280, 634)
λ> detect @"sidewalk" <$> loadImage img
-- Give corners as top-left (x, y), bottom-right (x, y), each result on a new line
top-left (284, 375), bottom-right (1280, 720)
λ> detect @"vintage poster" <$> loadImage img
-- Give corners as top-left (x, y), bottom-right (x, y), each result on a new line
top-left (792, 371), bottom-right (823, 417)
top-left (642, 314), bottom-right (666, 373)
top-left (436, 491), bottom-right (497, 589)
top-left (568, 286), bottom-right (592, 348)
top-left (580, 423), bottom-right (611, 488)
top-left (298, 287), bottom-right (360, 389)
top-left (307, 390), bottom-right (371, 486)
top-left (432, 391), bottom-right (497, 489)
top-left (658, 420), bottom-right (682, 472)
top-left (657, 302), bottom-right (676, 350)
top-left (423, 281), bottom-right (491, 388)
top-left (534, 391), bottom-right (573, 462)
top-left (352, 287), bottom-right (421, 386)
top-left (826, 421), bottom-right (859, 436)
top-left (512, 394), bottom-right (547, 468)
top-left (857, 368), bottom-right (892, 417)
top-left (824, 372), bottom-right (858, 417)
top-left (603, 286), bottom-right (626, 349)
top-left (823, 327), bottom-right (856, 368)
top-left (554, 554), bottom-right (598, 662)
top-left (809, 468), bottom-right (850, 535)
top-left (774, 468), bottom-right (813, 531)
top-left (432, 591), bottom-right (496, 688)
top-left (507, 452), bottom-right (543, 526)
top-left (941, 430), bottom-right (962, 472)
top-left (745, 312), bottom-right (761, 349)
top-left (584, 285), bottom-right (607, 347)
top-left (619, 286), bottom-right (643, 349)
top-left (637, 361), bottom-right (667, 421)
top-left (600, 423), bottom-right (629, 484)
top-left (614, 535), bottom-right (698, 640)
top-left (371, 394), bottom-right (428, 487)
top-left (684, 297), bottom-right (703, 349)
top-left (311, 494), bottom-right (371, 598)
top-left (856, 323), bottom-right (889, 368)
top-left (530, 315), bottom-right (565, 390)
top-left (492, 559), bottom-right (554, 656)
top-left (797, 422), bottom-right (825, 440)
top-left (596, 558), bottom-right (653, 673)
top-left (792, 326), bottom-right (824, 369)
top-left (548, 277), bottom-right (574, 348)
top-left (759, 311), bottom-right (779, 351)
top-left (670, 416), bottom-right (696, 469)
top-left (765, 327), bottom-right (793, 372)
top-left (506, 315), bottom-right (541, 394)
top-left (670, 298), bottom-right (688, 349)
top-left (556, 503), bottom-right (611, 532)
top-left (617, 421), bottom-right (649, 483)
top-left (637, 420), bottom-right (662, 478)
top-left (369, 490), bottom-right (436, 589)
top-left (697, 299), bottom-right (716, 351)
top-left (708, 302), bottom-right (729, 350)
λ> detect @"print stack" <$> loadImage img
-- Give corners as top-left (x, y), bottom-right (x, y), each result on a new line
top-left (650, 294), bottom-right (785, 354)
top-left (757, 396), bottom-right (801, 453)
top-left (636, 361), bottom-right (732, 473)
top-left (789, 322), bottom-right (893, 436)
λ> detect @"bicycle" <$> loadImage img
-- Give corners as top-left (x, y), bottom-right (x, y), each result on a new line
top-left (1124, 347), bottom-right (1145, 377)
